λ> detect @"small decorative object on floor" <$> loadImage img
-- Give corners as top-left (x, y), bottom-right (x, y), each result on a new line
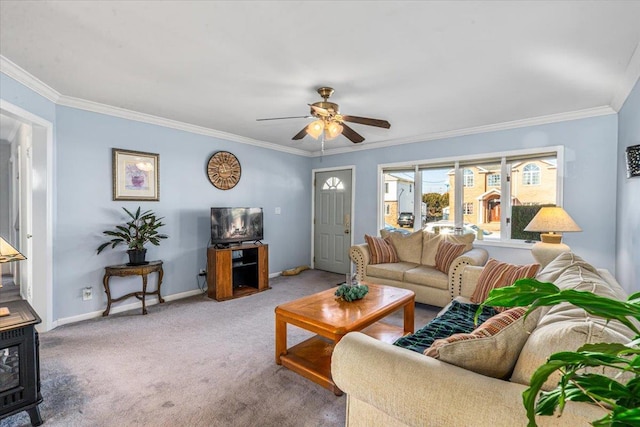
top-left (335, 284), bottom-right (369, 302)
top-left (281, 265), bottom-right (309, 276)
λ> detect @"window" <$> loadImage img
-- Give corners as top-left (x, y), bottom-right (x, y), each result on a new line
top-left (522, 163), bottom-right (540, 185)
top-left (322, 177), bottom-right (344, 190)
top-left (380, 148), bottom-right (561, 243)
top-left (463, 169), bottom-right (474, 187)
top-left (383, 170), bottom-right (415, 227)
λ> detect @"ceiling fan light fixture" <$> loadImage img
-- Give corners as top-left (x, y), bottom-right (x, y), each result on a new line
top-left (325, 121), bottom-right (343, 140)
top-left (306, 120), bottom-right (325, 139)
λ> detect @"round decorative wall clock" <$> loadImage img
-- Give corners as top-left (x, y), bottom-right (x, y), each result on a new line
top-left (207, 151), bottom-right (241, 190)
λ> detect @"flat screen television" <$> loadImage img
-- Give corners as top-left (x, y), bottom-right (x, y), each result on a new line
top-left (210, 207), bottom-right (264, 246)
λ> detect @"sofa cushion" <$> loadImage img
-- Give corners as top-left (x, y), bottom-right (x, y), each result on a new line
top-left (364, 234), bottom-right (399, 264)
top-left (421, 231), bottom-right (474, 266)
top-left (435, 240), bottom-right (467, 274)
top-left (382, 230), bottom-right (423, 264)
top-left (537, 252), bottom-right (628, 300)
top-left (470, 258), bottom-right (539, 304)
top-left (393, 300), bottom-right (498, 354)
top-left (404, 266), bottom-right (448, 290)
top-left (366, 262), bottom-right (418, 281)
top-left (424, 307), bottom-right (541, 378)
top-left (510, 255), bottom-right (636, 390)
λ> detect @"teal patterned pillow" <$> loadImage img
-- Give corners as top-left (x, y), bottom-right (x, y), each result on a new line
top-left (393, 300), bottom-right (498, 354)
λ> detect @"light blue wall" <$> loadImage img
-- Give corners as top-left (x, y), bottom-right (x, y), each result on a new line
top-left (1, 73), bottom-right (313, 321)
top-left (617, 77), bottom-right (640, 294)
top-left (0, 73), bottom-right (56, 123)
top-left (312, 115), bottom-right (620, 275)
top-left (53, 107), bottom-right (312, 319)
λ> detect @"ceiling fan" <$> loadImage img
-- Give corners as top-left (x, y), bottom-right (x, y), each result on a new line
top-left (257, 87), bottom-right (391, 143)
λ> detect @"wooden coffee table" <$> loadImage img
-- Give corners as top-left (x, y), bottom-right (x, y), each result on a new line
top-left (275, 283), bottom-right (415, 395)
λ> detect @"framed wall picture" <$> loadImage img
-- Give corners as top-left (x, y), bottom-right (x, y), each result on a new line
top-left (112, 148), bottom-right (159, 201)
top-left (626, 144), bottom-right (640, 178)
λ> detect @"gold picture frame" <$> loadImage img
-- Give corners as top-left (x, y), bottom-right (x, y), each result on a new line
top-left (112, 148), bottom-right (159, 201)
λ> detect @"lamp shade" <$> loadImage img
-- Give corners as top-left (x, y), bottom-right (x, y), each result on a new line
top-left (306, 120), bottom-right (325, 139)
top-left (524, 207), bottom-right (581, 243)
top-left (325, 121), bottom-right (343, 140)
top-left (0, 237), bottom-right (26, 263)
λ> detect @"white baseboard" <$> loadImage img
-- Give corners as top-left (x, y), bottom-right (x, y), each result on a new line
top-left (51, 289), bottom-right (205, 329)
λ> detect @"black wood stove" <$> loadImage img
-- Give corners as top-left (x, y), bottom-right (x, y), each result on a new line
top-left (0, 299), bottom-right (43, 426)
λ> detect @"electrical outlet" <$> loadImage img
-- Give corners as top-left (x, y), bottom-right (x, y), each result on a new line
top-left (83, 287), bottom-right (93, 301)
top-left (199, 269), bottom-right (207, 276)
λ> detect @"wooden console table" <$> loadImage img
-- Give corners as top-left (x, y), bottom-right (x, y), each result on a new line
top-left (102, 260), bottom-right (164, 316)
top-left (207, 243), bottom-right (269, 301)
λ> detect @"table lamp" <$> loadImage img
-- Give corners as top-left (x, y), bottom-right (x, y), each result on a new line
top-left (523, 206), bottom-right (582, 268)
top-left (0, 237), bottom-right (27, 317)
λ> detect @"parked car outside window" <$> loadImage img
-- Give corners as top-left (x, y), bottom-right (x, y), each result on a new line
top-left (423, 221), bottom-right (492, 235)
top-left (397, 212), bottom-right (414, 228)
top-left (384, 223), bottom-right (410, 235)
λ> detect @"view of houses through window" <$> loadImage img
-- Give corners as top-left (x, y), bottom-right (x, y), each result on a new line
top-left (382, 149), bottom-right (560, 242)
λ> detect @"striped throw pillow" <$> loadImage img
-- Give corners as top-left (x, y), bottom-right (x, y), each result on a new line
top-left (365, 234), bottom-right (399, 264)
top-left (434, 240), bottom-right (467, 274)
top-left (423, 307), bottom-right (535, 378)
top-left (470, 258), bottom-right (540, 304)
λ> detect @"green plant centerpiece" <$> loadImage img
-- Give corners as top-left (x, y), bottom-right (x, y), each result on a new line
top-left (335, 283), bottom-right (369, 302)
top-left (477, 278), bottom-right (640, 427)
top-left (97, 207), bottom-right (168, 265)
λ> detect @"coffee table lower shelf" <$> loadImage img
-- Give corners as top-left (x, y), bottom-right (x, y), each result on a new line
top-left (278, 322), bottom-right (405, 396)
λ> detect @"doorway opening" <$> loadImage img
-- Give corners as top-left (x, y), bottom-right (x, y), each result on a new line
top-left (0, 100), bottom-right (53, 331)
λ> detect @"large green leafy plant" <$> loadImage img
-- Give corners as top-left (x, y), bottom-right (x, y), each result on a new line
top-left (97, 207), bottom-right (168, 253)
top-left (478, 278), bottom-right (640, 427)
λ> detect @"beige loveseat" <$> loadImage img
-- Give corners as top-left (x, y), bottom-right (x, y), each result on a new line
top-left (332, 253), bottom-right (636, 426)
top-left (350, 230), bottom-right (488, 307)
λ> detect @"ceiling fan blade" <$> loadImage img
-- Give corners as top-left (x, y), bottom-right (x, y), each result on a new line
top-left (342, 115), bottom-right (391, 129)
top-left (292, 126), bottom-right (308, 140)
top-left (256, 115), bottom-right (311, 121)
top-left (341, 123), bottom-right (365, 143)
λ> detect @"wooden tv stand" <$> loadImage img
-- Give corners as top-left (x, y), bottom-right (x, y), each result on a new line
top-left (206, 243), bottom-right (269, 301)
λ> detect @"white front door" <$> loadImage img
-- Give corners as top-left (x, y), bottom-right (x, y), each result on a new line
top-left (313, 169), bottom-right (353, 274)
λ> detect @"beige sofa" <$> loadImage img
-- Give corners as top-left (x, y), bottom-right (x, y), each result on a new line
top-left (332, 253), bottom-right (636, 426)
top-left (349, 230), bottom-right (488, 307)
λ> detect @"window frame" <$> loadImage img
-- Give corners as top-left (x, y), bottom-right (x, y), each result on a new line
top-left (377, 146), bottom-right (564, 246)
top-left (522, 163), bottom-right (541, 186)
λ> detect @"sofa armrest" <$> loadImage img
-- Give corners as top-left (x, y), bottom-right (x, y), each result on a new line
top-left (349, 244), bottom-right (370, 282)
top-left (332, 332), bottom-right (606, 426)
top-left (448, 247), bottom-right (488, 300)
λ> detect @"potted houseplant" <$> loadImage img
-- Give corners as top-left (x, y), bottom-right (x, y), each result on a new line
top-left (97, 207), bottom-right (168, 265)
top-left (478, 279), bottom-right (640, 427)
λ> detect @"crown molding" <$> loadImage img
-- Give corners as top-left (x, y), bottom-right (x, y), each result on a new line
top-left (0, 55), bottom-right (61, 103)
top-left (56, 95), bottom-right (311, 157)
top-left (313, 106), bottom-right (616, 157)
top-left (611, 41), bottom-right (640, 112)
top-left (0, 54), bottom-right (620, 158)
top-left (1, 55), bottom-right (311, 157)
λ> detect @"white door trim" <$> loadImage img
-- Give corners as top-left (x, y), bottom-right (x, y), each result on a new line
top-left (311, 165), bottom-right (356, 273)
top-left (0, 99), bottom-right (54, 332)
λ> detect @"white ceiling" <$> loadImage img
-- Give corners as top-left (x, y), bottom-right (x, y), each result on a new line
top-left (1, 1), bottom-right (639, 154)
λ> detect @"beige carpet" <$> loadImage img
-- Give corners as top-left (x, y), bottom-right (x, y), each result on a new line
top-left (0, 270), bottom-right (438, 427)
